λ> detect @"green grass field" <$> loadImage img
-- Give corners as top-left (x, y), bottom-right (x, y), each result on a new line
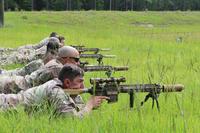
top-left (0, 11), bottom-right (200, 132)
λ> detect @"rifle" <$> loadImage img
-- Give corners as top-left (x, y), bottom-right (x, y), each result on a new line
top-left (78, 48), bottom-right (111, 54)
top-left (64, 77), bottom-right (184, 111)
top-left (70, 45), bottom-right (110, 54)
top-left (80, 54), bottom-right (116, 64)
top-left (70, 45), bottom-right (85, 49)
top-left (83, 65), bottom-right (129, 77)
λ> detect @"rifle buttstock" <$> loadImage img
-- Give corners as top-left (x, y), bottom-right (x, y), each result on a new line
top-left (64, 89), bottom-right (89, 95)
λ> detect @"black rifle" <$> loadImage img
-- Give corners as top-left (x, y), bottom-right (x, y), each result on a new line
top-left (80, 54), bottom-right (116, 64)
top-left (70, 45), bottom-right (110, 54)
top-left (64, 77), bottom-right (184, 111)
top-left (70, 45), bottom-right (85, 49)
top-left (78, 48), bottom-right (110, 54)
top-left (83, 65), bottom-right (128, 77)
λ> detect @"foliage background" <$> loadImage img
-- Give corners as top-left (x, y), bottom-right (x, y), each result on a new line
top-left (4, 0), bottom-right (200, 11)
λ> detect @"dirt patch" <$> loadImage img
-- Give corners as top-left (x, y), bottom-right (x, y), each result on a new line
top-left (132, 22), bottom-right (154, 28)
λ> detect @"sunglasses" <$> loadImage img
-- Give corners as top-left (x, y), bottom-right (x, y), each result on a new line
top-left (69, 57), bottom-right (80, 62)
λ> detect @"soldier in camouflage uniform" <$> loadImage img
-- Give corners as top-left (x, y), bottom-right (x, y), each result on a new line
top-left (0, 38), bottom-right (60, 76)
top-left (0, 46), bottom-right (80, 94)
top-left (0, 32), bottom-right (59, 54)
top-left (0, 37), bottom-right (61, 66)
top-left (21, 32), bottom-right (59, 50)
top-left (0, 64), bottom-right (108, 117)
top-left (24, 46), bottom-right (80, 87)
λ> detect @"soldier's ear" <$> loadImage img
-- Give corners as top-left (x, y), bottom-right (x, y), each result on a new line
top-left (64, 79), bottom-right (71, 88)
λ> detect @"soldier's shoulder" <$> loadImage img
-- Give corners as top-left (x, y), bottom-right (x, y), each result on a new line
top-left (34, 79), bottom-right (62, 91)
top-left (45, 59), bottom-right (62, 68)
top-left (39, 78), bottom-right (61, 88)
top-left (25, 59), bottom-right (44, 70)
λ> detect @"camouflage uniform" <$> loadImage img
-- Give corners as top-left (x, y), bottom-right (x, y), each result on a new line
top-left (0, 75), bottom-right (29, 94)
top-left (0, 59), bottom-right (63, 93)
top-left (25, 59), bottom-right (63, 87)
top-left (1, 59), bottom-right (44, 76)
top-left (0, 79), bottom-right (88, 117)
top-left (0, 37), bottom-right (52, 66)
top-left (0, 48), bottom-right (16, 57)
top-left (33, 37), bottom-right (49, 49)
top-left (0, 37), bottom-right (49, 54)
top-left (0, 46), bottom-right (46, 66)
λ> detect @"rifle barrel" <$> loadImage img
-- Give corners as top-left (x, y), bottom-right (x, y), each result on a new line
top-left (81, 48), bottom-right (110, 51)
top-left (113, 66), bottom-right (129, 71)
top-left (103, 55), bottom-right (116, 58)
top-left (78, 48), bottom-right (111, 54)
top-left (80, 54), bottom-right (116, 58)
top-left (119, 84), bottom-right (184, 93)
top-left (83, 65), bottom-right (128, 72)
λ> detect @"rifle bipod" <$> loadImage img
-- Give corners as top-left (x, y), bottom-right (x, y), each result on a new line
top-left (105, 69), bottom-right (113, 78)
top-left (128, 91), bottom-right (160, 111)
top-left (97, 57), bottom-right (103, 65)
top-left (129, 89), bottom-right (134, 108)
top-left (140, 92), bottom-right (160, 111)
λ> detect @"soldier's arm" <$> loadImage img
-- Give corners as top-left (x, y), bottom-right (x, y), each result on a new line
top-left (2, 59), bottom-right (44, 76)
top-left (49, 87), bottom-right (89, 118)
top-left (25, 65), bottom-right (61, 88)
top-left (33, 37), bottom-right (49, 49)
top-left (50, 86), bottom-right (110, 118)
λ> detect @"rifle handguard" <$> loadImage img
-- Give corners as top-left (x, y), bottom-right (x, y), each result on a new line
top-left (71, 45), bottom-right (85, 48)
top-left (80, 54), bottom-right (116, 58)
top-left (83, 65), bottom-right (129, 72)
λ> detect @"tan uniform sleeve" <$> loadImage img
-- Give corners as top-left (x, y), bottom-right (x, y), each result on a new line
top-left (50, 87), bottom-right (90, 118)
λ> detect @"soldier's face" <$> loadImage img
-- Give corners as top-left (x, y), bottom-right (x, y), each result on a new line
top-left (69, 57), bottom-right (80, 65)
top-left (64, 76), bottom-right (84, 89)
top-left (62, 57), bottom-right (80, 66)
top-left (61, 39), bottom-right (65, 45)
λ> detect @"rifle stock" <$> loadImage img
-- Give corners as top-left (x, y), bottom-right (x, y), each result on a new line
top-left (64, 89), bottom-right (90, 95)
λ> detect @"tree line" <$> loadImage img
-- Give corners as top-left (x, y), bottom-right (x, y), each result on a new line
top-left (4, 0), bottom-right (200, 11)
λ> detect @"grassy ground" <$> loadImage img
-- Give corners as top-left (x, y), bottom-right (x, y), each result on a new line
top-left (0, 11), bottom-right (200, 132)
